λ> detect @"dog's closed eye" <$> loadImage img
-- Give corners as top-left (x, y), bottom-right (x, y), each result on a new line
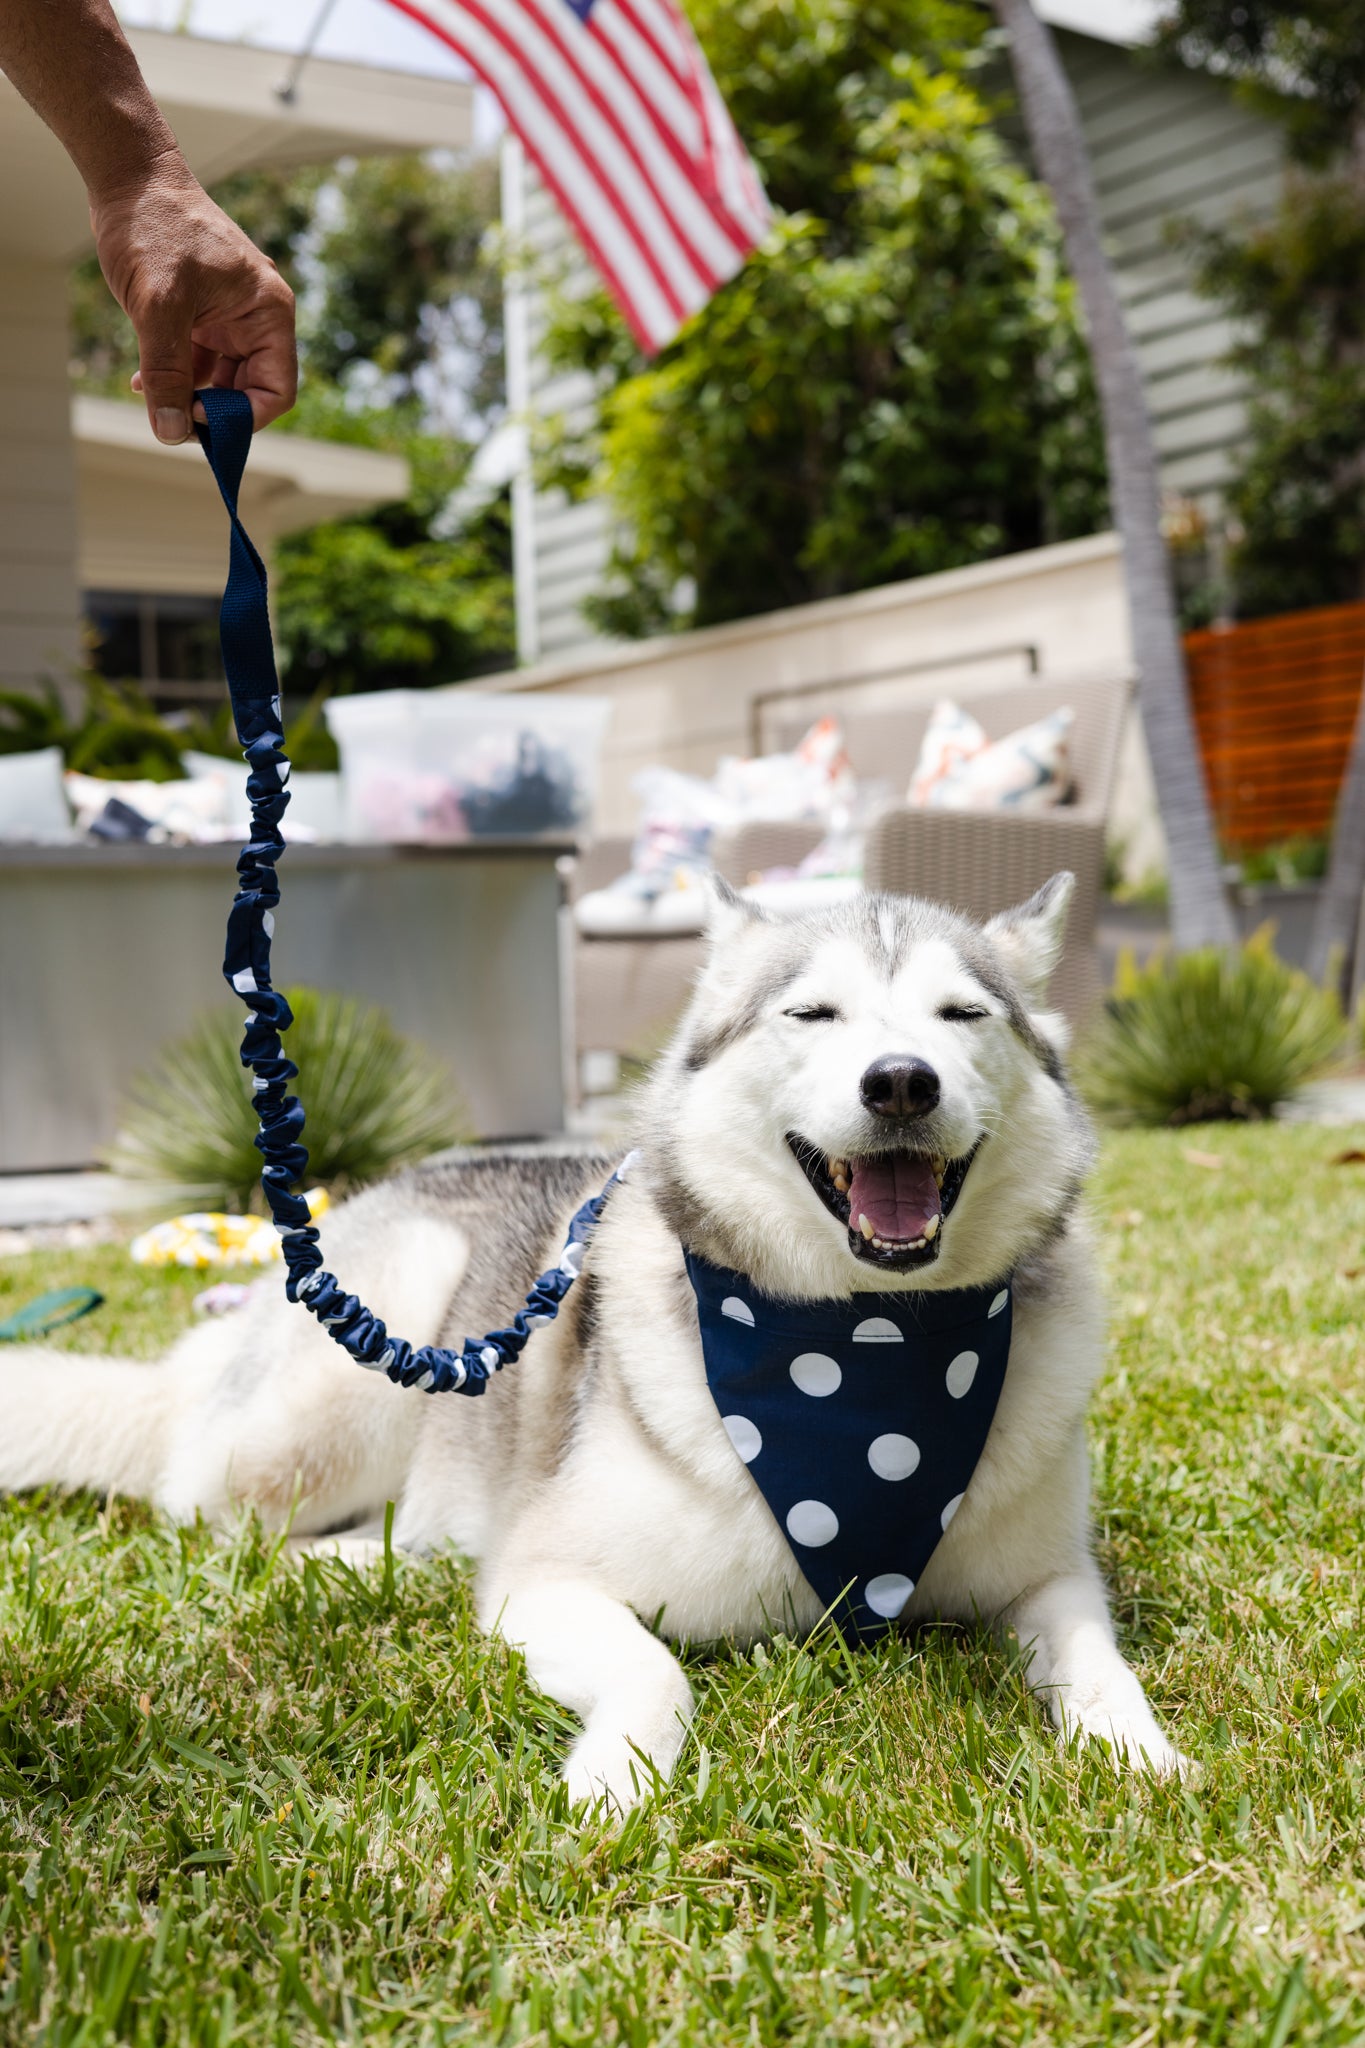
top-left (939, 1002), bottom-right (990, 1023)
top-left (784, 1003), bottom-right (840, 1023)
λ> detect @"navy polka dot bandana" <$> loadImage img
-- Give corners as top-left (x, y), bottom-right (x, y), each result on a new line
top-left (684, 1252), bottom-right (1013, 1638)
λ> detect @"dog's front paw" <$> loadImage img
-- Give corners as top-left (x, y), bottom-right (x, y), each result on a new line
top-left (1071, 1712), bottom-right (1193, 1782)
top-left (563, 1731), bottom-right (659, 1815)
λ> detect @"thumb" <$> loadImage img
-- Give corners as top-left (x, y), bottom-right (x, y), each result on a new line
top-left (133, 299), bottom-right (196, 444)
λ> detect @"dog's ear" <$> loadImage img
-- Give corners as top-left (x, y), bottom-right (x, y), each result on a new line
top-left (704, 873), bottom-right (769, 944)
top-left (984, 871), bottom-right (1074, 1002)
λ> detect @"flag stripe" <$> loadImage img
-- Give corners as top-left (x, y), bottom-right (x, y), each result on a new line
top-left (614, 0), bottom-right (763, 241)
top-left (388, 0), bottom-right (681, 346)
top-left (378, 0), bottom-right (769, 354)
top-left (518, 0), bottom-right (735, 290)
top-left (580, 0), bottom-right (755, 271)
top-left (590, 1), bottom-right (701, 156)
top-left (415, 0), bottom-right (693, 328)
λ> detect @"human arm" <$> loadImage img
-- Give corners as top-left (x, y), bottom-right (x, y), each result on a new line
top-left (0, 0), bottom-right (296, 440)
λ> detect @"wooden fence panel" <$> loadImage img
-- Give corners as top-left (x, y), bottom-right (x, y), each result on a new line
top-left (1184, 601), bottom-right (1365, 851)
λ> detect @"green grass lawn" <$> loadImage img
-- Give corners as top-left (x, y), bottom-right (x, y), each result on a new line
top-left (2, 1124), bottom-right (1364, 2046)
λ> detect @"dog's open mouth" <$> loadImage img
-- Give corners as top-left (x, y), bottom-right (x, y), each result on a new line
top-left (786, 1133), bottom-right (982, 1272)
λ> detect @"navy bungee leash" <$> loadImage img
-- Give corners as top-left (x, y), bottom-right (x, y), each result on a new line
top-left (196, 386), bottom-right (624, 1395)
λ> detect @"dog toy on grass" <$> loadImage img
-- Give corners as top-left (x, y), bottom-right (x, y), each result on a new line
top-left (130, 1188), bottom-right (329, 1269)
top-left (0, 1289), bottom-right (103, 1342)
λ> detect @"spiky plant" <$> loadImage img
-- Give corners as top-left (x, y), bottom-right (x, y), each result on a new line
top-left (1077, 930), bottom-right (1345, 1126)
top-left (109, 987), bottom-right (469, 1210)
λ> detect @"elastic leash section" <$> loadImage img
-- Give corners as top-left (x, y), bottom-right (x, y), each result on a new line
top-left (196, 387), bottom-right (626, 1394)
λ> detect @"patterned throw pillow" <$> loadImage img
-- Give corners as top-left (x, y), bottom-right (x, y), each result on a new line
top-left (907, 701), bottom-right (1073, 812)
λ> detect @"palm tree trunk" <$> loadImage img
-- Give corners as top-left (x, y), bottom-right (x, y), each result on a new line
top-left (994, 0), bottom-right (1236, 948)
top-left (1308, 660), bottom-right (1365, 997)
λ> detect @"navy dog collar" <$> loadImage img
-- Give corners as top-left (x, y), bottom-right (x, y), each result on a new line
top-left (685, 1251), bottom-right (1013, 1638)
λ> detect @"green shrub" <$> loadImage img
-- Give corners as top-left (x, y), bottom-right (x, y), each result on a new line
top-left (1078, 932), bottom-right (1345, 1126)
top-left (109, 987), bottom-right (469, 1210)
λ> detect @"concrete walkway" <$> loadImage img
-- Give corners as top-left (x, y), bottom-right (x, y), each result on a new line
top-left (1276, 1076), bottom-right (1365, 1126)
top-left (0, 1171), bottom-right (155, 1229)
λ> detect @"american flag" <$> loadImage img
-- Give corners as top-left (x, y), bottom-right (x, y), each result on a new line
top-left (380, 0), bottom-right (771, 353)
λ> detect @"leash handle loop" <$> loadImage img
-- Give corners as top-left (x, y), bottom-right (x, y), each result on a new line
top-left (198, 387), bottom-right (625, 1394)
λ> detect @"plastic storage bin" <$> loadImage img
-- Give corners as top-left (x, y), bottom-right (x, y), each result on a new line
top-left (325, 689), bottom-right (612, 844)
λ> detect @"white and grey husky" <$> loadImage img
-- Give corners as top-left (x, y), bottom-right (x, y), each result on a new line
top-left (1, 874), bottom-right (1184, 1804)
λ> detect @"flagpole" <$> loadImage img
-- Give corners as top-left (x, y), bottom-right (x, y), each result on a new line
top-left (275, 0), bottom-right (343, 104)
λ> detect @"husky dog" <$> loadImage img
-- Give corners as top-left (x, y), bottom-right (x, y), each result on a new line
top-left (0, 875), bottom-right (1184, 1804)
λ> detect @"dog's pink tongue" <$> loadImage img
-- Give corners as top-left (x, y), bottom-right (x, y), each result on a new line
top-left (848, 1154), bottom-right (941, 1241)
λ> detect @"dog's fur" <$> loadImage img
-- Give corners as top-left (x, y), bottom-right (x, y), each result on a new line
top-left (0, 877), bottom-right (1184, 1803)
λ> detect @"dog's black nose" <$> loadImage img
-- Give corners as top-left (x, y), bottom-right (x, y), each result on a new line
top-left (860, 1054), bottom-right (941, 1119)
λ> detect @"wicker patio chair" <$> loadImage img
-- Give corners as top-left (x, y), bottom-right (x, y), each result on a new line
top-left (569, 820), bottom-right (827, 1083)
top-left (855, 673), bottom-right (1132, 1025)
top-left (569, 670), bottom-right (1132, 1086)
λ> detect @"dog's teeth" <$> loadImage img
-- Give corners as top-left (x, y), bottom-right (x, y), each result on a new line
top-left (833, 1173), bottom-right (849, 1193)
top-left (924, 1215), bottom-right (940, 1241)
top-left (859, 1215), bottom-right (874, 1241)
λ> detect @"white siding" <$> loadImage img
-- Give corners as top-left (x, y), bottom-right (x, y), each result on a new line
top-left (1058, 28), bottom-right (1282, 499)
top-left (0, 262), bottom-right (82, 690)
top-left (504, 139), bottom-right (622, 665)
top-left (508, 34), bottom-right (1282, 663)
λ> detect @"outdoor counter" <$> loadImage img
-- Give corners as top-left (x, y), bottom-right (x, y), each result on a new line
top-left (0, 837), bottom-right (574, 1173)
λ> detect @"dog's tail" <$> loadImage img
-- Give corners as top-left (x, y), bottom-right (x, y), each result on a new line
top-left (0, 1348), bottom-right (178, 1499)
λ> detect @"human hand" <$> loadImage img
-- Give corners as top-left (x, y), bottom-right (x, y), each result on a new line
top-left (91, 149), bottom-right (297, 444)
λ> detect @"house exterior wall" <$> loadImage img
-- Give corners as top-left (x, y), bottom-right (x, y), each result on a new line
top-left (503, 137), bottom-right (619, 669)
top-left (1057, 28), bottom-right (1281, 501)
top-left (0, 261), bottom-right (83, 691)
top-left (506, 33), bottom-right (1282, 665)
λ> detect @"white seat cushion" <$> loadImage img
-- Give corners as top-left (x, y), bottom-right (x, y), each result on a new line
top-left (0, 748), bottom-right (74, 841)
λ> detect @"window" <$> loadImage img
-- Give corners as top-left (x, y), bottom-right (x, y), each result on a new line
top-left (84, 590), bottom-right (225, 712)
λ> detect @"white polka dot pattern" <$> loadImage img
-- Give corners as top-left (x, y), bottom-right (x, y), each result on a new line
top-left (789, 1352), bottom-right (842, 1397)
top-left (945, 1350), bottom-right (979, 1399)
top-left (867, 1432), bottom-right (920, 1481)
top-left (865, 1573), bottom-right (914, 1618)
top-left (684, 1245), bottom-right (1013, 1636)
top-left (723, 1414), bottom-right (762, 1464)
top-left (786, 1499), bottom-right (839, 1547)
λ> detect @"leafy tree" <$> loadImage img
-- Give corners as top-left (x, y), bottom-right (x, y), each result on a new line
top-left (1159, 3), bottom-right (1365, 618)
top-left (539, 0), bottom-right (1109, 637)
top-left (1180, 178), bottom-right (1365, 618)
top-left (273, 394), bottom-right (512, 696)
top-left (1158, 2), bottom-right (1365, 985)
top-left (69, 154), bottom-right (512, 695)
top-left (1156, 2), bottom-right (1365, 167)
top-left (306, 154), bottom-right (504, 427)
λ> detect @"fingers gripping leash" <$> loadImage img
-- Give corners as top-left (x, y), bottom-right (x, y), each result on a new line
top-left (196, 388), bottom-right (627, 1395)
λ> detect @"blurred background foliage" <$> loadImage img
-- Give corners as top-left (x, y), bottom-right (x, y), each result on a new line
top-left (537, 0), bottom-right (1110, 637)
top-left (69, 152), bottom-right (515, 698)
top-left (108, 986), bottom-right (469, 1211)
top-left (0, 674), bottom-right (342, 776)
top-left (62, 0), bottom-right (1364, 680)
top-left (1159, 0), bottom-right (1365, 620)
